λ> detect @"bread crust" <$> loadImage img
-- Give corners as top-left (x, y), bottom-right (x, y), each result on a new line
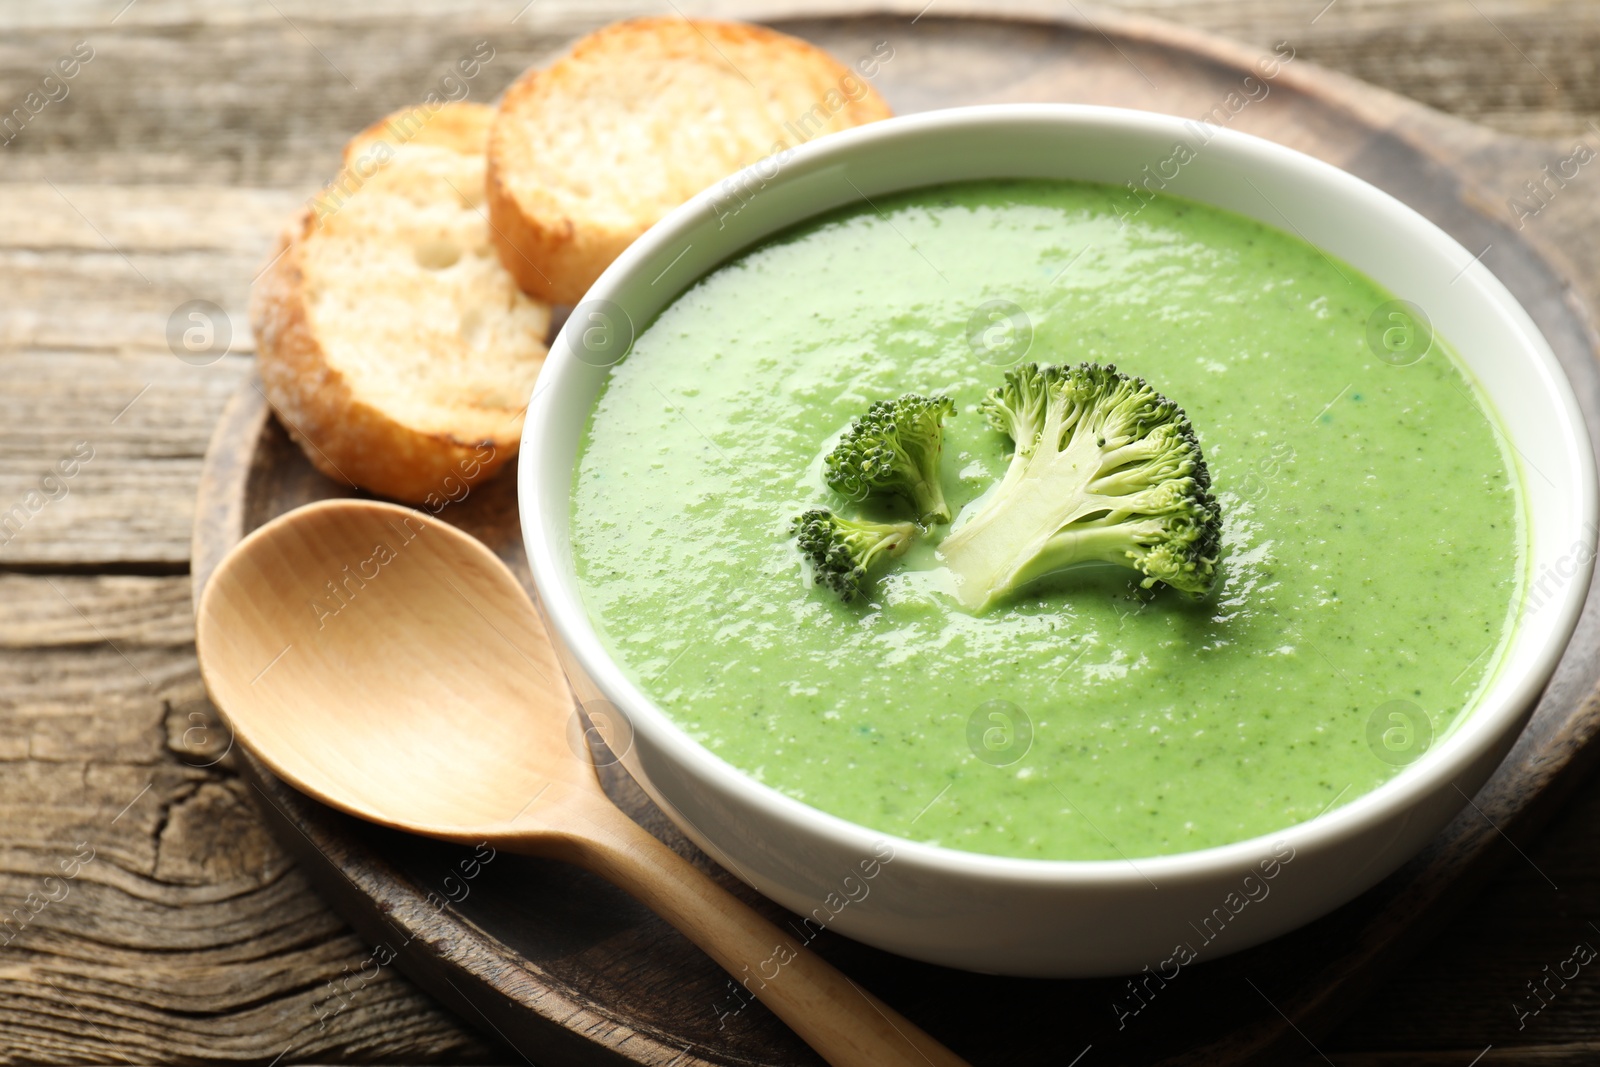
top-left (488, 18), bottom-right (893, 304)
top-left (250, 102), bottom-right (542, 506)
top-left (344, 99), bottom-right (492, 165)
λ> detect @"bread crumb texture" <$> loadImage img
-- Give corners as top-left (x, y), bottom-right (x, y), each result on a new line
top-left (488, 18), bottom-right (893, 302)
top-left (251, 102), bottom-right (550, 503)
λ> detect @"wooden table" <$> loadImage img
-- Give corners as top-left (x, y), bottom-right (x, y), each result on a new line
top-left (4, 1), bottom-right (1599, 1062)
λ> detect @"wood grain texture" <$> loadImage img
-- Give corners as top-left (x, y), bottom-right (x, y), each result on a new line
top-left (0, 574), bottom-right (498, 1063)
top-left (2, 1), bottom-right (1598, 185)
top-left (190, 8), bottom-right (1600, 1067)
top-left (5, 1), bottom-right (1600, 1064)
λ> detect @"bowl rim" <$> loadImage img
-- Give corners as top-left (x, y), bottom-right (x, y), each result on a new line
top-left (520, 102), bottom-right (1598, 884)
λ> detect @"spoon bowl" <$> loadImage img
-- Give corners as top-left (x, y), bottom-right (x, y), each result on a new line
top-left (195, 498), bottom-right (965, 1067)
top-left (197, 500), bottom-right (580, 836)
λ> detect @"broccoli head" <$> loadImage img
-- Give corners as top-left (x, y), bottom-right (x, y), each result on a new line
top-left (938, 362), bottom-right (1221, 610)
top-left (824, 393), bottom-right (956, 524)
top-left (793, 507), bottom-right (918, 603)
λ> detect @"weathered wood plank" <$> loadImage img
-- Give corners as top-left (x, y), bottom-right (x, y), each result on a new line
top-left (0, 184), bottom-right (299, 254)
top-left (0, 353), bottom-right (247, 568)
top-left (0, 575), bottom-right (193, 647)
top-left (0, 574), bottom-right (497, 1063)
top-left (0, 0), bottom-right (1592, 189)
top-left (0, 185), bottom-right (294, 357)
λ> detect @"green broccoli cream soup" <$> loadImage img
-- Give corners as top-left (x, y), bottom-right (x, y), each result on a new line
top-left (570, 179), bottom-right (1523, 861)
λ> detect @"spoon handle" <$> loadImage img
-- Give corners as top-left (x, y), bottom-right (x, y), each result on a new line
top-left (539, 800), bottom-right (968, 1067)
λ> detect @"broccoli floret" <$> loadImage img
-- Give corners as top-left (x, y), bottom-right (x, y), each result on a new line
top-left (824, 393), bottom-right (956, 524)
top-left (793, 508), bottom-right (918, 603)
top-left (938, 362), bottom-right (1221, 610)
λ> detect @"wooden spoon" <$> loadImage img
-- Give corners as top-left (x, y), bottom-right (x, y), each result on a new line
top-left (195, 498), bottom-right (966, 1067)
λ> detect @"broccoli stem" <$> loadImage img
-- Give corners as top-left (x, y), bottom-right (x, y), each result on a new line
top-left (941, 407), bottom-right (1108, 607)
top-left (939, 361), bottom-right (1221, 610)
top-left (905, 473), bottom-right (951, 528)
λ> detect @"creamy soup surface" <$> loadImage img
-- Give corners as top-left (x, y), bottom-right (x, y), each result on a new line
top-left (570, 179), bottom-right (1523, 860)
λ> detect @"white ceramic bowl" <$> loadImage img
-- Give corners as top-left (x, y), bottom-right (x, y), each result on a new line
top-left (520, 105), bottom-right (1596, 977)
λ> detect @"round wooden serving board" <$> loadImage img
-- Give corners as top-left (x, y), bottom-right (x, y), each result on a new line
top-left (193, 5), bottom-right (1600, 1065)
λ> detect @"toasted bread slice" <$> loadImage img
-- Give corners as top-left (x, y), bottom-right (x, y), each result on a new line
top-left (487, 18), bottom-right (893, 303)
top-left (251, 102), bottom-right (550, 505)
